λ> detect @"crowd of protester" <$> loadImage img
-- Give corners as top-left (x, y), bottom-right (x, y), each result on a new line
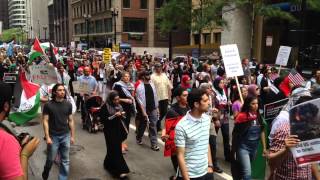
top-left (1, 44), bottom-right (320, 180)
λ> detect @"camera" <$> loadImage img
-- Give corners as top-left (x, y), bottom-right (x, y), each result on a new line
top-left (17, 132), bottom-right (34, 147)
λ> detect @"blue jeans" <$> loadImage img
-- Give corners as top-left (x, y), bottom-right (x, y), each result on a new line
top-left (237, 125), bottom-right (261, 180)
top-left (43, 133), bottom-right (70, 180)
top-left (216, 123), bottom-right (231, 160)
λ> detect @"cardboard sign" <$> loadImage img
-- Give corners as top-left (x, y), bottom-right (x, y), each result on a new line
top-left (263, 98), bottom-right (289, 120)
top-left (220, 44), bottom-right (244, 78)
top-left (3, 72), bottom-right (18, 83)
top-left (72, 81), bottom-right (90, 94)
top-left (275, 46), bottom-right (292, 66)
top-left (290, 98), bottom-right (320, 166)
top-left (30, 65), bottom-right (58, 85)
top-left (103, 48), bottom-right (112, 64)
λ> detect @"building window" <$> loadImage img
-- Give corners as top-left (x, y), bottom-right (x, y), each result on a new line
top-left (104, 18), bottom-right (112, 32)
top-left (155, 0), bottom-right (165, 8)
top-left (91, 2), bottom-right (94, 13)
top-left (75, 24), bottom-right (81, 35)
top-left (108, 0), bottom-right (112, 9)
top-left (95, 20), bottom-right (103, 33)
top-left (194, 34), bottom-right (200, 45)
top-left (140, 0), bottom-right (147, 9)
top-left (95, 0), bottom-right (98, 12)
top-left (203, 33), bottom-right (210, 44)
top-left (83, 4), bottom-right (85, 14)
top-left (123, 0), bottom-right (130, 8)
top-left (214, 33), bottom-right (221, 44)
top-left (99, 0), bottom-right (102, 11)
top-left (87, 3), bottom-right (89, 14)
top-left (123, 18), bottom-right (146, 32)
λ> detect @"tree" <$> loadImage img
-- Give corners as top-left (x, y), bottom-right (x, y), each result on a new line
top-left (156, 0), bottom-right (320, 59)
top-left (156, 0), bottom-right (192, 60)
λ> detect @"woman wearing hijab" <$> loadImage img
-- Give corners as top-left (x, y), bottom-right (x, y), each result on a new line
top-left (213, 77), bottom-right (231, 162)
top-left (100, 91), bottom-right (130, 179)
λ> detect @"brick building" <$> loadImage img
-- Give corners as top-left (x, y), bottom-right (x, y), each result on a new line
top-left (71, 0), bottom-right (189, 49)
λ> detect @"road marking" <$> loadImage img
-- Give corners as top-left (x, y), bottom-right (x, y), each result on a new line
top-left (129, 124), bottom-right (233, 180)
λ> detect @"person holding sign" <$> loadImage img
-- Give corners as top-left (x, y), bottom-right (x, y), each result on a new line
top-left (231, 96), bottom-right (267, 180)
top-left (268, 89), bottom-right (320, 180)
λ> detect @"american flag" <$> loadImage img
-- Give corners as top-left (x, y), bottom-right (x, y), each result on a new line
top-left (288, 69), bottom-right (305, 86)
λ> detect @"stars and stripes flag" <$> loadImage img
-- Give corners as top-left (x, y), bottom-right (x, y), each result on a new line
top-left (288, 69), bottom-right (305, 86)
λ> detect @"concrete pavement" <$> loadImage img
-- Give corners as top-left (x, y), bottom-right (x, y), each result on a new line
top-left (16, 112), bottom-right (233, 180)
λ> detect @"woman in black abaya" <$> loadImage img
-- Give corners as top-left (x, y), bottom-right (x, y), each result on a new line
top-left (100, 91), bottom-right (129, 179)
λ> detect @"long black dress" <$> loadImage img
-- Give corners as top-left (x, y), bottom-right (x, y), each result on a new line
top-left (100, 103), bottom-right (129, 176)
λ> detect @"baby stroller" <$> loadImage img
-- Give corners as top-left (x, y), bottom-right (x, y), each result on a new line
top-left (83, 96), bottom-right (103, 133)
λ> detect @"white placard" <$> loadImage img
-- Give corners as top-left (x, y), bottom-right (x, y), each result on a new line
top-left (30, 65), bottom-right (58, 85)
top-left (275, 46), bottom-right (292, 66)
top-left (220, 44), bottom-right (244, 78)
top-left (0, 21), bottom-right (2, 35)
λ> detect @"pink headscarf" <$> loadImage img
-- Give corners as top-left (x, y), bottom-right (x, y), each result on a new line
top-left (248, 84), bottom-right (258, 97)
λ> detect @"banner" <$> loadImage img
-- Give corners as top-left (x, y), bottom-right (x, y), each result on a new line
top-left (263, 98), bottom-right (289, 120)
top-left (72, 81), bottom-right (90, 94)
top-left (30, 65), bottom-right (58, 85)
top-left (290, 98), bottom-right (320, 166)
top-left (164, 116), bottom-right (183, 157)
top-left (3, 72), bottom-right (18, 83)
top-left (220, 44), bottom-right (244, 78)
top-left (275, 46), bottom-right (291, 66)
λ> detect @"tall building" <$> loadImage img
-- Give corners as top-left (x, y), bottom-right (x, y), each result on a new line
top-left (8, 0), bottom-right (27, 28)
top-left (71, 0), bottom-right (189, 49)
top-left (27, 0), bottom-right (49, 41)
top-left (52, 0), bottom-right (70, 46)
top-left (0, 0), bottom-right (9, 30)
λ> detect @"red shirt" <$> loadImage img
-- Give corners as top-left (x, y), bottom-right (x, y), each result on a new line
top-left (235, 112), bottom-right (258, 124)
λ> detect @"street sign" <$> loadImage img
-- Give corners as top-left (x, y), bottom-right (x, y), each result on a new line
top-left (103, 48), bottom-right (112, 64)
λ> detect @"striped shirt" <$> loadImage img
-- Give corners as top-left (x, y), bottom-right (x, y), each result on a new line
top-left (269, 111), bottom-right (312, 180)
top-left (175, 111), bottom-right (210, 178)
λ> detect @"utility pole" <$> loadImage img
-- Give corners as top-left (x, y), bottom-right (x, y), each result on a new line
top-left (198, 0), bottom-right (203, 58)
top-left (111, 8), bottom-right (119, 46)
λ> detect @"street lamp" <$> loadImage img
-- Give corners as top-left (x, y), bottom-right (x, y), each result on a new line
top-left (83, 14), bottom-right (91, 49)
top-left (43, 26), bottom-right (48, 41)
top-left (111, 8), bottom-right (119, 46)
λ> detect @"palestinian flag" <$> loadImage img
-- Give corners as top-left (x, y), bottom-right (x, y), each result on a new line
top-left (28, 37), bottom-right (45, 63)
top-left (9, 71), bottom-right (40, 125)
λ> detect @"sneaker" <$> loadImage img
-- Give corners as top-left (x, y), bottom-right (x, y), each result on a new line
top-left (214, 166), bottom-right (223, 173)
top-left (151, 145), bottom-right (160, 151)
top-left (136, 139), bottom-right (143, 145)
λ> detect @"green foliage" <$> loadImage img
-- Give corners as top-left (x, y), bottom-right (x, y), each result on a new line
top-left (156, 0), bottom-right (320, 35)
top-left (0, 28), bottom-right (27, 43)
top-left (155, 0), bottom-right (192, 34)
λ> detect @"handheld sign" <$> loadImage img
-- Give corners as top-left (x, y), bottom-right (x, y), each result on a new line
top-left (30, 64), bottom-right (58, 85)
top-left (72, 81), bottom-right (90, 94)
top-left (103, 48), bottom-right (112, 64)
top-left (275, 46), bottom-right (291, 66)
top-left (263, 98), bottom-right (289, 120)
top-left (220, 44), bottom-right (244, 103)
top-left (3, 72), bottom-right (18, 83)
top-left (289, 98), bottom-right (320, 166)
top-left (220, 44), bottom-right (244, 78)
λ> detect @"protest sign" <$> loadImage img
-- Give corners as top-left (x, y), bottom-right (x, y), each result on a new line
top-left (263, 98), bottom-right (289, 120)
top-left (72, 81), bottom-right (90, 94)
top-left (30, 64), bottom-right (57, 85)
top-left (220, 44), bottom-right (244, 78)
top-left (290, 98), bottom-right (320, 166)
top-left (103, 48), bottom-right (112, 64)
top-left (3, 72), bottom-right (18, 83)
top-left (164, 116), bottom-right (183, 157)
top-left (275, 46), bottom-right (291, 66)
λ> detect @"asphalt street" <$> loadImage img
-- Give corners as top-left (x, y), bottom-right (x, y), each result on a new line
top-left (15, 112), bottom-right (234, 180)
